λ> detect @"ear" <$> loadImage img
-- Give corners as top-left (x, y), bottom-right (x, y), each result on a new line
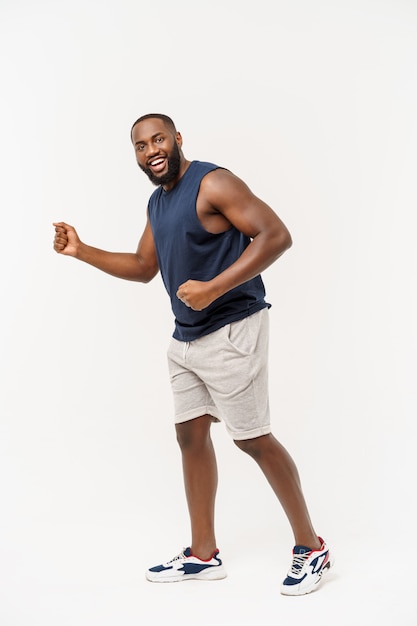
top-left (175, 131), bottom-right (183, 147)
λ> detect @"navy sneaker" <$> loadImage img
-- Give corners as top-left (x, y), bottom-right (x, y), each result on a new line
top-left (280, 537), bottom-right (334, 595)
top-left (145, 547), bottom-right (227, 583)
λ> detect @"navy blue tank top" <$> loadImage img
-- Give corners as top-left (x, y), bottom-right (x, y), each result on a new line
top-left (148, 160), bottom-right (270, 341)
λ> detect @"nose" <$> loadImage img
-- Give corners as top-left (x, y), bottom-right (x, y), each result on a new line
top-left (145, 142), bottom-right (160, 159)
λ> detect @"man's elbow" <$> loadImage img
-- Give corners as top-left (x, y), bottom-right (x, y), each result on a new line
top-left (139, 265), bottom-right (159, 283)
top-left (284, 230), bottom-right (293, 251)
top-left (275, 228), bottom-right (293, 256)
top-left (132, 255), bottom-right (159, 283)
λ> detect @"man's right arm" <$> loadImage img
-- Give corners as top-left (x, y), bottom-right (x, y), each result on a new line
top-left (53, 218), bottom-right (159, 283)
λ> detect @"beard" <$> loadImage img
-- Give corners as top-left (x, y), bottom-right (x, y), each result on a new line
top-left (139, 141), bottom-right (182, 187)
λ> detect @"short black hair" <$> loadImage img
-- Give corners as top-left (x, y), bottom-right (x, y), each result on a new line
top-left (130, 113), bottom-right (177, 140)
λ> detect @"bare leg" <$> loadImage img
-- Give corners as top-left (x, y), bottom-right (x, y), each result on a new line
top-left (176, 414), bottom-right (218, 560)
top-left (234, 433), bottom-right (321, 550)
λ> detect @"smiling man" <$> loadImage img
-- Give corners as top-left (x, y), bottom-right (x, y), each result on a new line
top-left (133, 114), bottom-right (182, 186)
top-left (53, 113), bottom-right (333, 595)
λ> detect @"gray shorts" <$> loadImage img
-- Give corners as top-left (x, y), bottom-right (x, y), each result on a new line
top-left (167, 308), bottom-right (271, 440)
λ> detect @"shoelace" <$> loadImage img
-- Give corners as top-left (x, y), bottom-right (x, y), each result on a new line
top-left (167, 550), bottom-right (187, 563)
top-left (289, 552), bottom-right (309, 575)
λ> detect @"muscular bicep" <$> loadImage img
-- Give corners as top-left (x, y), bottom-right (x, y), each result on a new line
top-left (135, 215), bottom-right (159, 282)
top-left (201, 169), bottom-right (291, 241)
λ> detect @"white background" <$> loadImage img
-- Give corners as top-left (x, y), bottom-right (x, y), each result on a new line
top-left (1, 1), bottom-right (416, 624)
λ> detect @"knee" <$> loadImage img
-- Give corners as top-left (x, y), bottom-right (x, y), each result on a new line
top-left (234, 436), bottom-right (265, 460)
top-left (176, 416), bottom-right (212, 452)
top-left (176, 426), bottom-right (197, 451)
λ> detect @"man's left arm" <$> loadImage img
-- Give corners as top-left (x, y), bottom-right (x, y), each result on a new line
top-left (176, 169), bottom-right (292, 311)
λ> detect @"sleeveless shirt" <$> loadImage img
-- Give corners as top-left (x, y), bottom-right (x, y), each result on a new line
top-left (147, 160), bottom-right (270, 341)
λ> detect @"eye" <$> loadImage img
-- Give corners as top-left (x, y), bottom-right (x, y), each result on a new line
top-left (156, 136), bottom-right (164, 143)
top-left (136, 144), bottom-right (145, 152)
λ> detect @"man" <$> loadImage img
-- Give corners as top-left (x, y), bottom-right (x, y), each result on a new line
top-left (53, 113), bottom-right (333, 595)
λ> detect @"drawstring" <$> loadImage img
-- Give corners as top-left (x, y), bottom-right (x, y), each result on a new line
top-left (183, 341), bottom-right (190, 361)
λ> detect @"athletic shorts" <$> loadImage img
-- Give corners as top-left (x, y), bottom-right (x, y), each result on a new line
top-left (167, 308), bottom-right (271, 440)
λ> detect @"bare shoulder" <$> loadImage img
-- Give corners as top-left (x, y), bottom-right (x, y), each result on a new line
top-left (200, 167), bottom-right (254, 209)
top-left (201, 167), bottom-right (249, 192)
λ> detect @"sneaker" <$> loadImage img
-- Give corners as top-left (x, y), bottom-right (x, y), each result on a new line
top-left (280, 537), bottom-right (333, 595)
top-left (145, 547), bottom-right (227, 583)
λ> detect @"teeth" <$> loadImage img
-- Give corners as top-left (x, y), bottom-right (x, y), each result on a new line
top-left (150, 158), bottom-right (164, 166)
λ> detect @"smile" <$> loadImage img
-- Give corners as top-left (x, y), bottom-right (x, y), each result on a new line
top-left (149, 157), bottom-right (166, 171)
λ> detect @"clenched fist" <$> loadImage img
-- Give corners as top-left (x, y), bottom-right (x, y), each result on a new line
top-left (176, 279), bottom-right (218, 311)
top-left (53, 222), bottom-right (81, 257)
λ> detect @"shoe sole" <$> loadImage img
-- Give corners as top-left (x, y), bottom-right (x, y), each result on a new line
top-left (146, 565), bottom-right (227, 583)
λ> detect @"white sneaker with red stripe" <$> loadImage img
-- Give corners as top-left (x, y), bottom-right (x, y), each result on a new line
top-left (280, 537), bottom-right (333, 595)
top-left (145, 547), bottom-right (227, 583)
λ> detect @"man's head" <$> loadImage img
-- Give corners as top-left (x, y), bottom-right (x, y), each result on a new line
top-left (131, 114), bottom-right (184, 188)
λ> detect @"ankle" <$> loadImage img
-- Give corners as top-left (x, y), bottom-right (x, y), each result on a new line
top-left (191, 544), bottom-right (218, 560)
top-left (294, 535), bottom-right (322, 551)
